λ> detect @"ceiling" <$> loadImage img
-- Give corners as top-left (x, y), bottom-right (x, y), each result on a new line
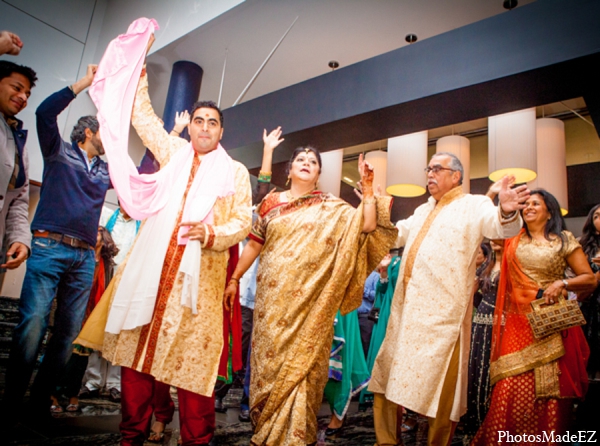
top-left (147, 0), bottom-right (536, 113)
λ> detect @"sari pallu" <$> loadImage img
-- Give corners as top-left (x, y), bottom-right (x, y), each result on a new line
top-left (473, 231), bottom-right (589, 444)
top-left (249, 191), bottom-right (397, 446)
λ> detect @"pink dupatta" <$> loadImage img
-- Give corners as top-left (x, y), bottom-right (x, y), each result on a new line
top-left (89, 18), bottom-right (235, 333)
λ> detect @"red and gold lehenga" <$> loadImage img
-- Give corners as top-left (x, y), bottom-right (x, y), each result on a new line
top-left (472, 230), bottom-right (589, 445)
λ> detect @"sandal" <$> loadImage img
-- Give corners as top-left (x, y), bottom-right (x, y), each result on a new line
top-left (147, 430), bottom-right (165, 444)
top-left (401, 416), bottom-right (417, 433)
top-left (148, 421), bottom-right (166, 444)
top-left (66, 403), bottom-right (80, 412)
top-left (50, 404), bottom-right (64, 414)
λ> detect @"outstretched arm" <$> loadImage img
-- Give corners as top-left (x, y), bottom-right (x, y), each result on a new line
top-left (223, 239), bottom-right (263, 311)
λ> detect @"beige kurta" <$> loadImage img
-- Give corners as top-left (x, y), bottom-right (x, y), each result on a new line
top-left (368, 187), bottom-right (522, 421)
top-left (100, 73), bottom-right (252, 396)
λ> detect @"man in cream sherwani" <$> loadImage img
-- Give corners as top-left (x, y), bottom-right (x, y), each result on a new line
top-left (368, 152), bottom-right (529, 446)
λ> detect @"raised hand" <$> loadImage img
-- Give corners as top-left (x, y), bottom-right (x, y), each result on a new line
top-left (358, 153), bottom-right (374, 196)
top-left (263, 126), bottom-right (284, 153)
top-left (498, 176), bottom-right (530, 214)
top-left (487, 175), bottom-right (515, 199)
top-left (0, 31), bottom-right (23, 56)
top-left (172, 110), bottom-right (190, 135)
top-left (72, 64), bottom-right (98, 94)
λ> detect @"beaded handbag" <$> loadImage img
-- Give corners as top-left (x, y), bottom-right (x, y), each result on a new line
top-left (527, 295), bottom-right (586, 339)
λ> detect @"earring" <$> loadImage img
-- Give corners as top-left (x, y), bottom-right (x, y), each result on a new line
top-left (286, 177), bottom-right (290, 187)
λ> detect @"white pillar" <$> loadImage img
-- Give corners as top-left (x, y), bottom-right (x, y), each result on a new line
top-left (319, 149), bottom-right (344, 196)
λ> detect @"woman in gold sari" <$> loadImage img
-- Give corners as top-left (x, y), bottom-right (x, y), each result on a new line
top-left (223, 146), bottom-right (397, 445)
top-left (473, 190), bottom-right (596, 444)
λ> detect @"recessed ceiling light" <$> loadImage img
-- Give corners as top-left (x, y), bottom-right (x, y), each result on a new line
top-left (328, 60), bottom-right (340, 70)
top-left (405, 34), bottom-right (418, 44)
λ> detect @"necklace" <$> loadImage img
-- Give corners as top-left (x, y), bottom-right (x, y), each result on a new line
top-left (286, 186), bottom-right (317, 202)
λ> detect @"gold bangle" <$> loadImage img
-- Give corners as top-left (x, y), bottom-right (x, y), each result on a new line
top-left (363, 197), bottom-right (376, 205)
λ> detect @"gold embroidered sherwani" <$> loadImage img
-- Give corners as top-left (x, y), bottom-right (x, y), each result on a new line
top-left (368, 187), bottom-right (521, 421)
top-left (100, 73), bottom-right (252, 396)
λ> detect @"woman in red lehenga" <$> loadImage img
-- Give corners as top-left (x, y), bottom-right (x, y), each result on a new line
top-left (472, 190), bottom-right (596, 445)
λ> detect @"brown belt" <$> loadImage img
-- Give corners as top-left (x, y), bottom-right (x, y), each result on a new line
top-left (34, 230), bottom-right (93, 250)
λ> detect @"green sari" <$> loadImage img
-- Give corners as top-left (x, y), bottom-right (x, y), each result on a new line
top-left (324, 310), bottom-right (370, 419)
top-left (359, 255), bottom-right (401, 405)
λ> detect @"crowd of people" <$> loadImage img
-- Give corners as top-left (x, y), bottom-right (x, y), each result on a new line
top-left (1, 20), bottom-right (599, 446)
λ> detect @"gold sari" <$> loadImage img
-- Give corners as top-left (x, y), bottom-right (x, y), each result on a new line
top-left (249, 191), bottom-right (397, 445)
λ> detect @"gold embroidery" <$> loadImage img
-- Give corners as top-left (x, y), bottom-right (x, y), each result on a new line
top-left (534, 360), bottom-right (561, 398)
top-left (403, 186), bottom-right (464, 290)
top-left (489, 333), bottom-right (564, 386)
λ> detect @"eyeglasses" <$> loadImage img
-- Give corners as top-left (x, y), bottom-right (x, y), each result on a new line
top-left (424, 165), bottom-right (456, 174)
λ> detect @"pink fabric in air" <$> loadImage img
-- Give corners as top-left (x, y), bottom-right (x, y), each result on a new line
top-left (89, 17), bottom-right (235, 244)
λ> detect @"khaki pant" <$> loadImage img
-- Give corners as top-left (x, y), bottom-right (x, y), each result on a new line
top-left (373, 339), bottom-right (460, 446)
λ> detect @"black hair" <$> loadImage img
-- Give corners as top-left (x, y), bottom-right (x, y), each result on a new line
top-left (580, 203), bottom-right (600, 260)
top-left (70, 116), bottom-right (99, 144)
top-left (97, 226), bottom-right (119, 266)
top-left (524, 189), bottom-right (567, 250)
top-left (0, 60), bottom-right (38, 87)
top-left (285, 146), bottom-right (322, 177)
top-left (190, 100), bottom-right (223, 127)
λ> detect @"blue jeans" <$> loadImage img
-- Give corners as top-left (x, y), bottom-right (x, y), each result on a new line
top-left (3, 236), bottom-right (95, 412)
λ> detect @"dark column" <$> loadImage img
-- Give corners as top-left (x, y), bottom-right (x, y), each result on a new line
top-left (162, 61), bottom-right (203, 139)
top-left (139, 61), bottom-right (203, 173)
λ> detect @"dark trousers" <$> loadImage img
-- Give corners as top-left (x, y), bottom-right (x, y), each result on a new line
top-left (358, 313), bottom-right (375, 359)
top-left (3, 238), bottom-right (95, 415)
top-left (241, 306), bottom-right (254, 370)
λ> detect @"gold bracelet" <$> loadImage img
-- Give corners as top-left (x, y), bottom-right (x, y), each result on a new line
top-left (363, 197), bottom-right (376, 205)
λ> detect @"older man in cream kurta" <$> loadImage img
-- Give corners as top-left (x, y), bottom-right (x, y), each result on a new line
top-left (368, 153), bottom-right (529, 446)
top-left (100, 70), bottom-right (251, 446)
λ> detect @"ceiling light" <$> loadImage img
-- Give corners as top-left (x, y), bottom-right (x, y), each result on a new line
top-left (488, 108), bottom-right (537, 183)
top-left (328, 61), bottom-right (339, 70)
top-left (503, 0), bottom-right (518, 10)
top-left (405, 34), bottom-right (418, 44)
top-left (365, 151), bottom-right (388, 196)
top-left (532, 118), bottom-right (568, 215)
top-left (387, 131), bottom-right (428, 197)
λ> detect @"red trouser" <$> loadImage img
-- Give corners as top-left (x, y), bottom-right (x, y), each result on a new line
top-left (120, 367), bottom-right (215, 446)
top-left (153, 380), bottom-right (175, 425)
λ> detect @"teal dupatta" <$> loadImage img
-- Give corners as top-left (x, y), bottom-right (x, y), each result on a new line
top-left (324, 310), bottom-right (371, 419)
